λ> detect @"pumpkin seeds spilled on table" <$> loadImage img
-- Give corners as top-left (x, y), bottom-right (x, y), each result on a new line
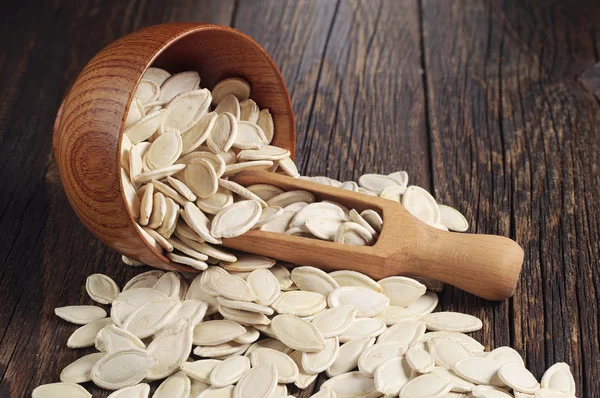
top-left (37, 67), bottom-right (575, 398)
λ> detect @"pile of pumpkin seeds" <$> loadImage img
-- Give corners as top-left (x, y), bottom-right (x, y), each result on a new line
top-left (36, 264), bottom-right (576, 397)
top-left (33, 68), bottom-right (577, 397)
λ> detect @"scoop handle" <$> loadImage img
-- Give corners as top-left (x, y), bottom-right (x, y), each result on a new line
top-left (385, 225), bottom-right (524, 300)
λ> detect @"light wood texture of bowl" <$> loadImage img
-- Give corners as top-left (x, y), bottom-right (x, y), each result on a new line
top-left (227, 171), bottom-right (524, 301)
top-left (53, 23), bottom-right (295, 272)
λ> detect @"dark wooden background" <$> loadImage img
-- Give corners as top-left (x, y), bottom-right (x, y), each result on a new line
top-left (1, 0), bottom-right (599, 396)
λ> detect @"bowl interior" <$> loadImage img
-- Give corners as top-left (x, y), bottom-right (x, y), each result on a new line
top-left (123, 26), bottom-right (296, 270)
top-left (147, 27), bottom-right (295, 156)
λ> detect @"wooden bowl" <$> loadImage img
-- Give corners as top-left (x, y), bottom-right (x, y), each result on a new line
top-left (53, 23), bottom-right (296, 272)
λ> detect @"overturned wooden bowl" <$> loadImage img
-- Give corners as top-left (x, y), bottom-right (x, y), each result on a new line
top-left (53, 23), bottom-right (296, 272)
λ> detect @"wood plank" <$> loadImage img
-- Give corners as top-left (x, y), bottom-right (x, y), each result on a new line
top-left (282, 1), bottom-right (428, 392)
top-left (421, 0), bottom-right (600, 394)
top-left (0, 1), bottom-right (235, 397)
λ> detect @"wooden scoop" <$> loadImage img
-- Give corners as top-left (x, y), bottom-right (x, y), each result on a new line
top-left (223, 170), bottom-right (524, 301)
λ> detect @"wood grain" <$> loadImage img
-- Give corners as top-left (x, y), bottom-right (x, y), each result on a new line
top-left (0, 0), bottom-right (599, 397)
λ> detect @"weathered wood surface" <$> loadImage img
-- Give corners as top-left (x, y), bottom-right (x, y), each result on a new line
top-left (0, 0), bottom-right (598, 396)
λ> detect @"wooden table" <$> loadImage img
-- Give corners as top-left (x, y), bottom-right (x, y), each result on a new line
top-left (1, 1), bottom-right (599, 396)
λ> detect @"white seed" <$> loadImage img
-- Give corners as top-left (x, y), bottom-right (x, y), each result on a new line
top-left (377, 319), bottom-right (426, 345)
top-left (218, 305), bottom-right (271, 325)
top-left (166, 176), bottom-right (197, 201)
top-left (422, 312), bottom-right (483, 333)
top-left (135, 79), bottom-right (160, 104)
top-left (121, 168), bottom-right (140, 218)
top-left (210, 355), bottom-right (251, 387)
top-left (421, 331), bottom-right (485, 353)
top-left (233, 363), bottom-right (278, 398)
top-left (277, 156), bottom-right (300, 178)
top-left (327, 337), bottom-right (375, 377)
top-left (359, 209), bottom-right (383, 234)
top-left (271, 315), bottom-right (325, 352)
top-left (305, 217), bottom-right (344, 240)
top-left (439, 204), bottom-right (469, 232)
top-left (211, 200), bottom-right (262, 238)
top-left (239, 99), bottom-right (259, 122)
top-left (329, 270), bottom-right (383, 292)
top-left (186, 159), bottom-right (218, 199)
top-left (217, 296), bottom-right (274, 315)
top-left (374, 305), bottom-right (420, 325)
top-left (215, 94), bottom-right (241, 120)
top-left (378, 276), bottom-right (426, 307)
top-left (259, 210), bottom-right (295, 233)
top-left (429, 366), bottom-right (475, 392)
top-left (193, 320), bottom-right (246, 346)
top-left (143, 67), bottom-right (170, 86)
top-left (123, 270), bottom-right (164, 290)
top-left (233, 326), bottom-right (260, 344)
top-left (267, 190), bottom-right (316, 207)
top-left (32, 383), bottom-right (92, 398)
top-left (146, 319), bottom-right (193, 380)
top-left (487, 346), bottom-right (525, 367)
top-left (106, 383), bottom-right (150, 398)
top-left (190, 379), bottom-right (210, 397)
top-left (209, 272), bottom-right (256, 302)
top-left (174, 237), bottom-right (236, 262)
top-left (257, 109), bottom-right (274, 143)
top-left (253, 206), bottom-right (284, 228)
top-left (328, 286), bottom-right (389, 317)
top-left (123, 297), bottom-right (181, 339)
top-left (402, 185), bottom-right (441, 225)
top-left (91, 348), bottom-right (155, 390)
top-left (471, 385), bottom-right (514, 398)
top-left (159, 71), bottom-right (200, 101)
top-left (272, 291), bottom-right (327, 316)
top-left (125, 110), bottom-right (165, 144)
top-left (207, 112), bottom-right (238, 153)
top-left (334, 222), bottom-right (374, 245)
top-left (212, 77), bottom-right (251, 104)
top-left (223, 160), bottom-right (273, 176)
top-left (320, 371), bottom-right (377, 398)
top-left (60, 352), bottom-right (105, 383)
top-left (246, 183), bottom-right (285, 201)
top-left (153, 371), bottom-right (190, 398)
top-left (251, 347), bottom-right (299, 383)
top-left (232, 121), bottom-right (268, 149)
top-left (308, 390), bottom-right (336, 398)
top-left (153, 271), bottom-right (184, 296)
top-left (358, 341), bottom-right (409, 377)
top-left (247, 268), bottom-right (281, 306)
top-left (55, 305), bottom-right (107, 325)
top-left (147, 192), bottom-right (167, 228)
top-left (380, 184), bottom-right (406, 202)
top-left (429, 337), bottom-right (473, 368)
top-left (338, 317), bottom-right (386, 343)
top-left (125, 98), bottom-right (145, 129)
top-left (302, 336), bottom-right (339, 374)
top-left (238, 146), bottom-right (289, 161)
top-left (67, 317), bottom-right (113, 348)
top-left (169, 299), bottom-right (207, 326)
top-left (406, 291), bottom-right (439, 316)
top-left (289, 266), bottom-right (339, 296)
top-left (497, 363), bottom-right (540, 393)
top-left (180, 111), bottom-right (217, 155)
top-left (398, 373), bottom-right (453, 398)
top-left (540, 363), bottom-right (576, 394)
top-left (374, 356), bottom-right (414, 396)
top-left (218, 178), bottom-right (268, 207)
top-left (168, 253), bottom-right (208, 270)
top-left (181, 151), bottom-right (226, 176)
top-left (97, 324), bottom-right (145, 353)
top-left (453, 357), bottom-right (504, 386)
top-left (182, 202), bottom-right (221, 244)
top-left (197, 186), bottom-right (235, 214)
top-left (358, 174), bottom-right (401, 193)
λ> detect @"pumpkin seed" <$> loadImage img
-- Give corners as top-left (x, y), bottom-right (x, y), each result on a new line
top-left (540, 363), bottom-right (575, 394)
top-left (438, 204), bottom-right (469, 232)
top-left (338, 317), bottom-right (386, 343)
top-left (402, 185), bottom-right (440, 225)
top-left (239, 99), bottom-right (259, 122)
top-left (358, 341), bottom-right (409, 377)
top-left (211, 200), bottom-right (262, 238)
top-left (320, 371), bottom-right (378, 398)
top-left (67, 317), bottom-right (113, 348)
top-left (497, 363), bottom-right (540, 393)
top-left (212, 77), bottom-right (251, 105)
top-left (302, 336), bottom-right (339, 375)
top-left (32, 383), bottom-right (92, 398)
top-left (271, 315), bottom-right (325, 352)
top-left (327, 336), bottom-right (375, 377)
top-left (398, 373), bottom-right (452, 398)
top-left (123, 297), bottom-right (181, 339)
top-left (247, 268), bottom-right (281, 306)
top-left (250, 347), bottom-right (299, 383)
top-left (328, 286), bottom-right (389, 317)
top-left (153, 371), bottom-right (190, 398)
top-left (374, 356), bottom-right (414, 396)
top-left (233, 363), bottom-right (278, 398)
top-left (207, 112), bottom-right (238, 153)
top-left (210, 355), bottom-right (251, 387)
top-left (60, 352), bottom-right (105, 383)
top-left (55, 306), bottom-right (107, 325)
top-left (91, 348), bottom-right (155, 390)
top-left (329, 270), bottom-right (383, 292)
top-left (422, 312), bottom-right (483, 333)
top-left (106, 383), bottom-right (150, 398)
top-left (146, 319), bottom-right (193, 380)
top-left (378, 276), bottom-right (426, 307)
top-left (125, 110), bottom-right (165, 144)
top-left (159, 71), bottom-right (201, 102)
